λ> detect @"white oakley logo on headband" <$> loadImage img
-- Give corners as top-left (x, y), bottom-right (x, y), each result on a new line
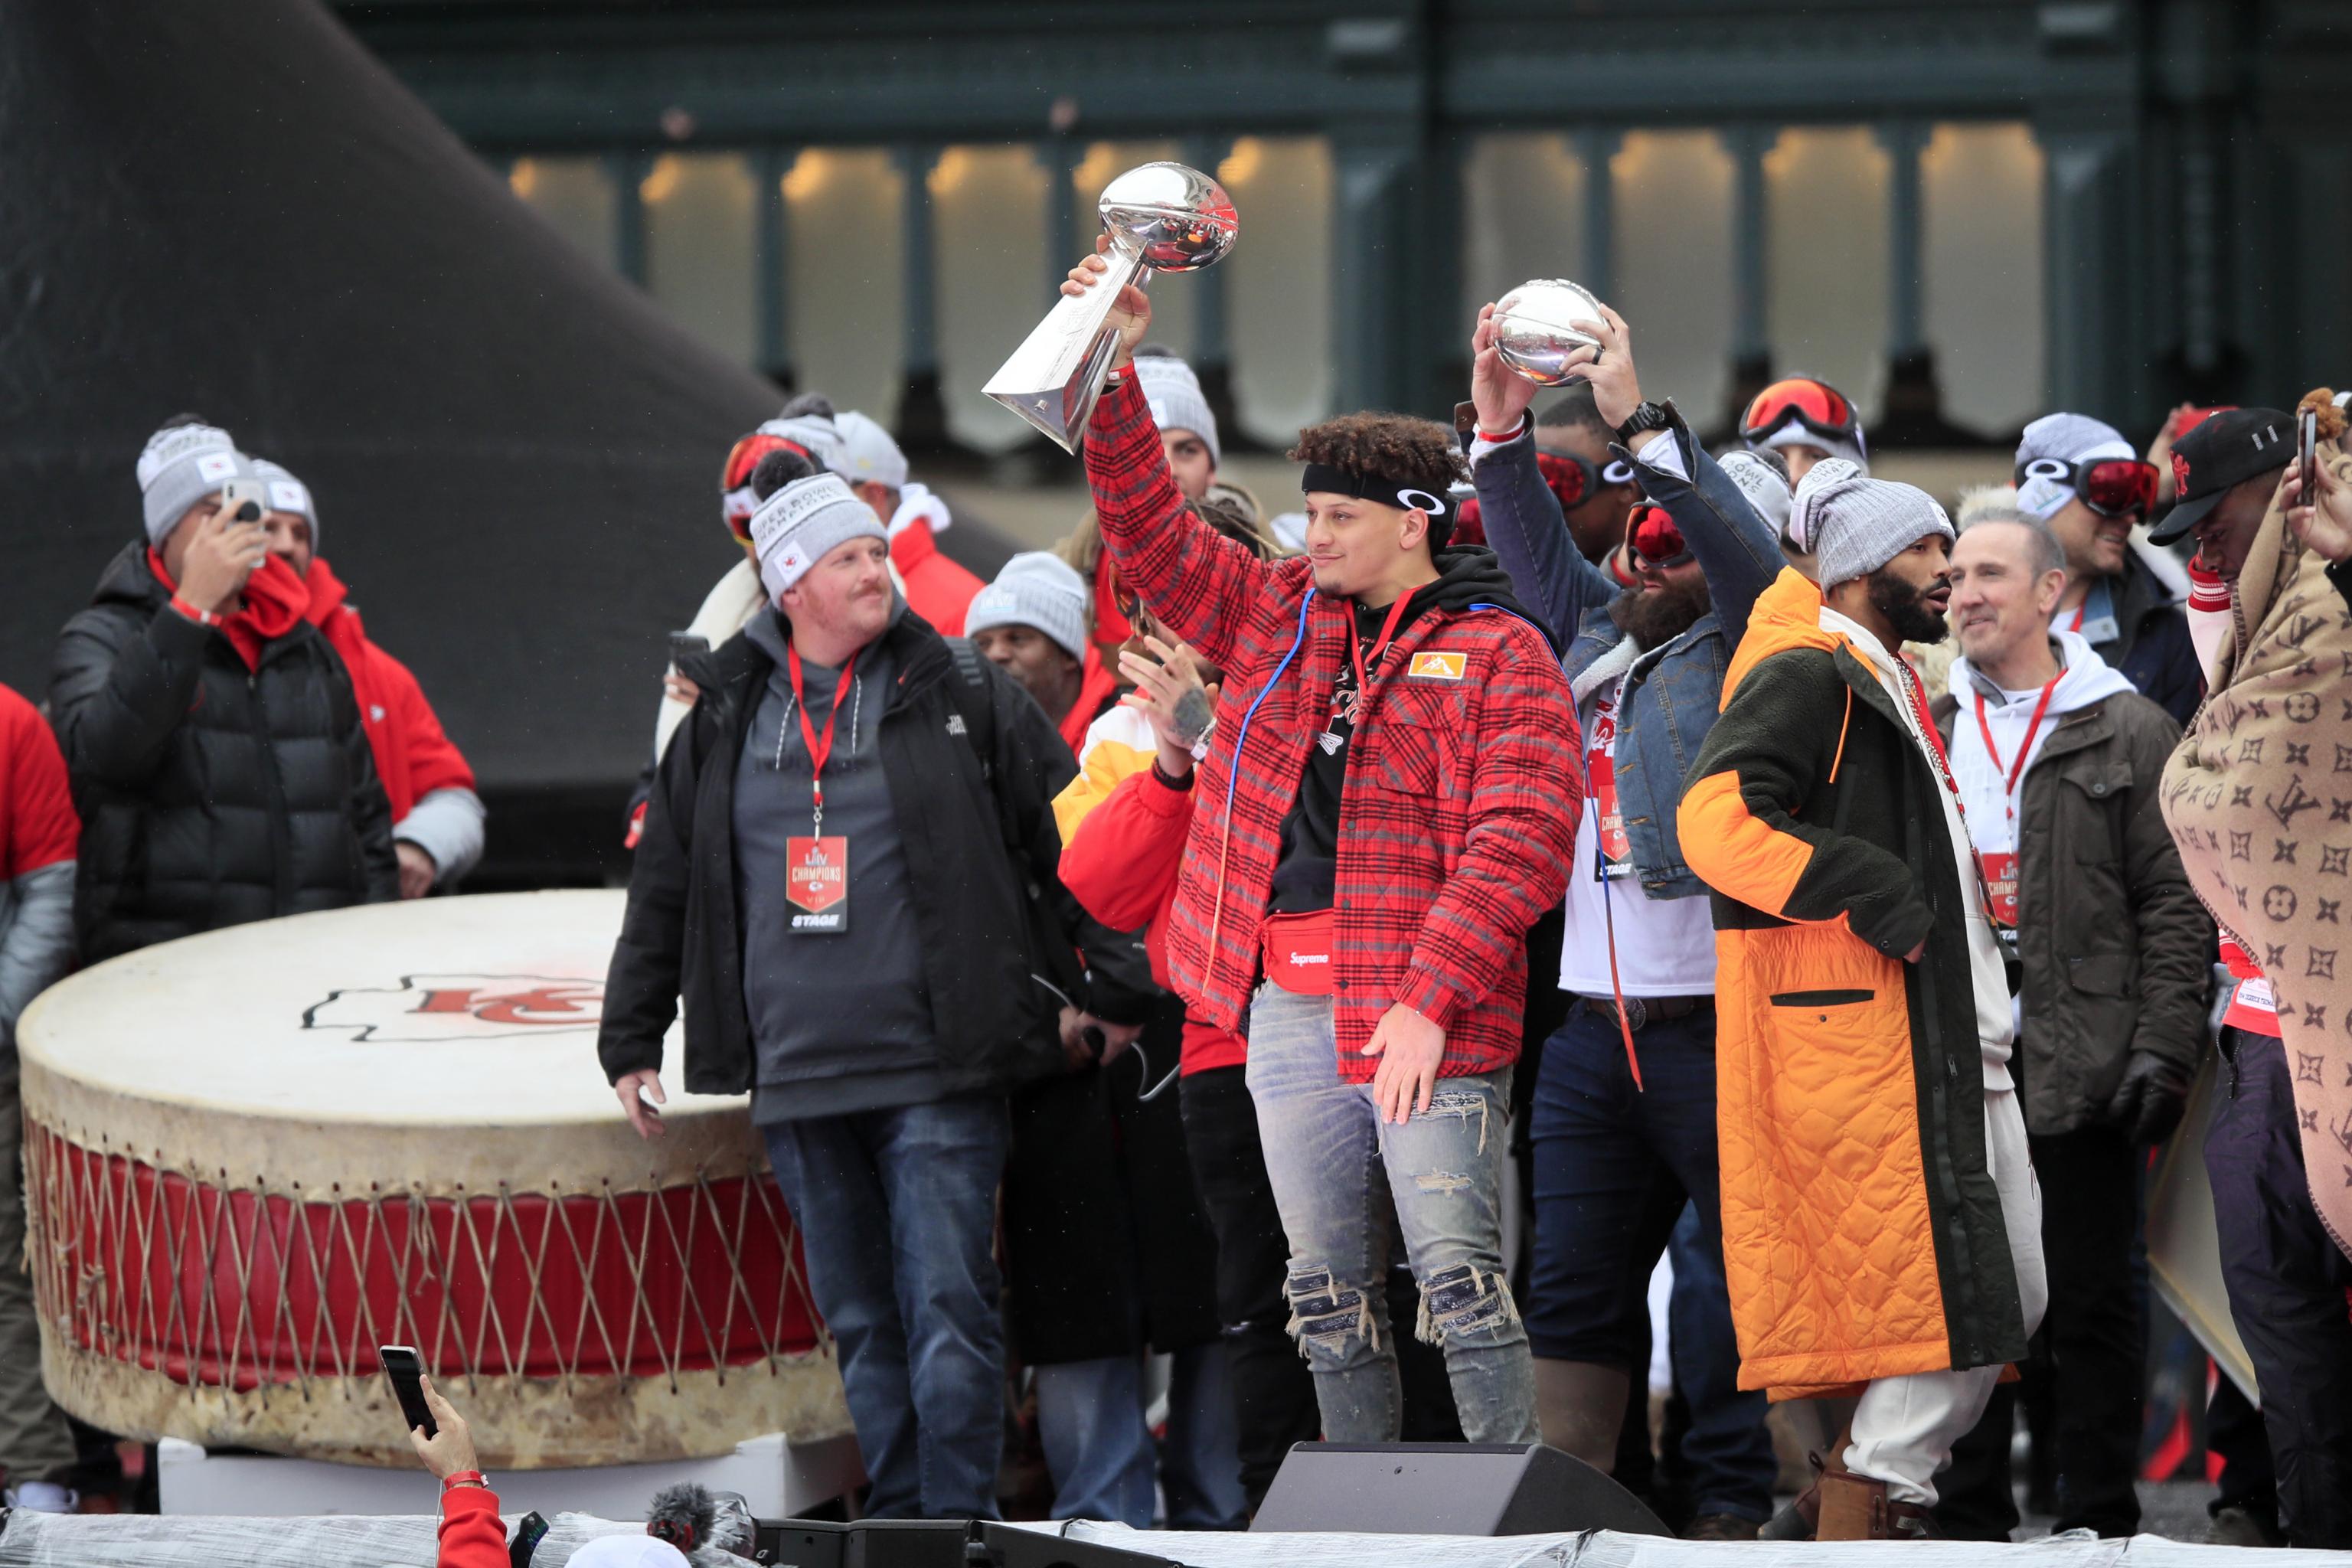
top-left (2020, 457), bottom-right (2073, 482)
top-left (1396, 488), bottom-right (1449, 516)
top-left (1601, 460), bottom-right (1635, 486)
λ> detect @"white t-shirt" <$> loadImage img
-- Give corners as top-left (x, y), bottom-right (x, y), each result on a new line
top-left (1560, 675), bottom-right (1719, 998)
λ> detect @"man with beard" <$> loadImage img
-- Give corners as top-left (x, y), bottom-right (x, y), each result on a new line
top-left (1677, 463), bottom-right (2047, 1538)
top-left (1464, 299), bottom-right (1784, 1537)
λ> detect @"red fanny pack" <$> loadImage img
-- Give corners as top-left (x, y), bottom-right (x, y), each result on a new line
top-left (1262, 909), bottom-right (1334, 995)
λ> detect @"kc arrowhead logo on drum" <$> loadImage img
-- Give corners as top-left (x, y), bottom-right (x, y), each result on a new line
top-left (303, 974), bottom-right (604, 1042)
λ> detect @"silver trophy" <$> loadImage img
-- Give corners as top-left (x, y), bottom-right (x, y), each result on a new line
top-left (985, 162), bottom-right (1238, 452)
top-left (1493, 279), bottom-right (1606, 385)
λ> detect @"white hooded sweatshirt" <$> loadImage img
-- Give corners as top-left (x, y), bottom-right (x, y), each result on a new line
top-left (1945, 629), bottom-right (2138, 1053)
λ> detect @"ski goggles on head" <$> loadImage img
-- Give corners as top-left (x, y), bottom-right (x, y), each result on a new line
top-left (1627, 505), bottom-right (1690, 571)
top-left (1740, 378), bottom-right (1863, 454)
top-left (2014, 455), bottom-right (2160, 520)
top-left (720, 433), bottom-right (818, 541)
top-left (1535, 449), bottom-right (1636, 513)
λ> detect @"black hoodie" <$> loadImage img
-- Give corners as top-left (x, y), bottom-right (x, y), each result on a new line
top-left (1269, 545), bottom-right (1547, 913)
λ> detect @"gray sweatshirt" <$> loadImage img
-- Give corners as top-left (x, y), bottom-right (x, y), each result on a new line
top-left (735, 609), bottom-right (939, 1122)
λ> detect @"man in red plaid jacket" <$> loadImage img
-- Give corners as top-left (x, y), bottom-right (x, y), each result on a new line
top-left (1063, 250), bottom-right (1579, 1444)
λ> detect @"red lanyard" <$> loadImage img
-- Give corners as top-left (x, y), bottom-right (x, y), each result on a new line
top-left (1348, 594), bottom-right (1415, 708)
top-left (1971, 678), bottom-right (2060, 818)
top-left (786, 643), bottom-right (858, 829)
top-left (1900, 662), bottom-right (1959, 792)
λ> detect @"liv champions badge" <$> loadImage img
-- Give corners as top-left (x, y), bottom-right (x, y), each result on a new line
top-left (786, 835), bottom-right (849, 933)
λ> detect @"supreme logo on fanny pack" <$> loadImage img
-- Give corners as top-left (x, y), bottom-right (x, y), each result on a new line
top-left (1262, 909), bottom-right (1334, 995)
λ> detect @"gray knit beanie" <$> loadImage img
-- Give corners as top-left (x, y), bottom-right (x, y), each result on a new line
top-left (250, 459), bottom-right (318, 547)
top-left (136, 423), bottom-right (255, 544)
top-left (965, 551), bottom-right (1091, 664)
top-left (1788, 458), bottom-right (1953, 589)
top-left (1718, 450), bottom-right (1792, 541)
top-left (749, 473), bottom-right (887, 601)
top-left (1132, 352), bottom-right (1220, 468)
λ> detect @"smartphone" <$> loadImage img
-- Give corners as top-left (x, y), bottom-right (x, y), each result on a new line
top-left (379, 1344), bottom-right (436, 1438)
top-left (218, 477), bottom-right (271, 524)
top-left (508, 1511), bottom-right (549, 1568)
top-left (2301, 408), bottom-right (2319, 508)
top-left (668, 631), bottom-right (711, 667)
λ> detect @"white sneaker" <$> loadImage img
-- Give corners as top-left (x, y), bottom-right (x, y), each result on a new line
top-left (3, 1479), bottom-right (77, 1512)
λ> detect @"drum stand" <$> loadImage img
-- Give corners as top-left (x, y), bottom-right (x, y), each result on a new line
top-left (152, 1428), bottom-right (865, 1521)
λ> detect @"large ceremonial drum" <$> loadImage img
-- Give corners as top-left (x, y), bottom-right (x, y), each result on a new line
top-left (16, 891), bottom-right (846, 1468)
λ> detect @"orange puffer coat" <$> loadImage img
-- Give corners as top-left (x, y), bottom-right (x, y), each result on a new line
top-left (1676, 569), bottom-right (2029, 1398)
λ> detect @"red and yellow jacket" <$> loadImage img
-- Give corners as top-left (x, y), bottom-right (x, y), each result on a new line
top-left (1083, 376), bottom-right (1579, 1080)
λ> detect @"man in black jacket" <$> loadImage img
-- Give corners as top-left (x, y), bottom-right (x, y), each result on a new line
top-left (48, 420), bottom-right (397, 963)
top-left (599, 466), bottom-right (1111, 1521)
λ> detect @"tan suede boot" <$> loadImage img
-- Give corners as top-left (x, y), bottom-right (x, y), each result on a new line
top-left (1816, 1472), bottom-right (1938, 1540)
top-left (1533, 1358), bottom-right (1632, 1472)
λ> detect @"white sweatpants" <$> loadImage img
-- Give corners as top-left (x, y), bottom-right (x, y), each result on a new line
top-left (1844, 1086), bottom-right (2049, 1506)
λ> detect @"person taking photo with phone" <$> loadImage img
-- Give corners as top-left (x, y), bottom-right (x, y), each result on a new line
top-left (47, 417), bottom-right (397, 966)
top-left (1059, 243), bottom-right (1579, 1447)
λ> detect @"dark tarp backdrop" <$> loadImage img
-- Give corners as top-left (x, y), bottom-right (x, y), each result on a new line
top-left (0, 0), bottom-right (1014, 884)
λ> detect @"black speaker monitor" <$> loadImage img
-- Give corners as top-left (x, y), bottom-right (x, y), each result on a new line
top-left (1250, 1442), bottom-right (1672, 1537)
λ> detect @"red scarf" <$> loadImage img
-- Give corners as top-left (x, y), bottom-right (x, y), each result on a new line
top-left (147, 548), bottom-right (309, 671)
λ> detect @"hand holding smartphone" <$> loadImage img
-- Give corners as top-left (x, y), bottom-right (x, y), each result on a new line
top-left (2301, 409), bottom-right (2319, 509)
top-left (380, 1344), bottom-right (436, 1438)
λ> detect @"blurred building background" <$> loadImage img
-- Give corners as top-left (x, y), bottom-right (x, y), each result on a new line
top-left (341, 0), bottom-right (2352, 473)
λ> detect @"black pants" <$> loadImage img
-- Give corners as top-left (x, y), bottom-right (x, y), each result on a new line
top-left (2207, 1028), bottom-right (2352, 1549)
top-left (1180, 1063), bottom-right (1321, 1507)
top-left (1938, 1123), bottom-right (2145, 1539)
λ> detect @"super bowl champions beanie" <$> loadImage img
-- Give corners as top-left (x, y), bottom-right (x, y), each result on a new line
top-left (250, 459), bottom-right (318, 547)
top-left (1132, 351), bottom-right (1220, 469)
top-left (2014, 412), bottom-right (2135, 520)
top-left (1789, 458), bottom-right (1953, 590)
top-left (749, 473), bottom-right (887, 602)
top-left (965, 551), bottom-right (1091, 664)
top-left (136, 423), bottom-right (255, 544)
top-left (1718, 449), bottom-right (1792, 541)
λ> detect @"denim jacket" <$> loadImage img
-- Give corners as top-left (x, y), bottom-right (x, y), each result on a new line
top-left (1471, 408), bottom-right (1782, 897)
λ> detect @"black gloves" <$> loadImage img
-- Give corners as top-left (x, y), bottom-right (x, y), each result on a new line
top-left (2106, 1050), bottom-right (2191, 1146)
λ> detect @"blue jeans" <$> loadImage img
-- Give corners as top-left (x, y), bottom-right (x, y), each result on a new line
top-left (763, 1096), bottom-right (1008, 1520)
top-left (1246, 982), bottom-right (1536, 1444)
top-left (1528, 1003), bottom-right (1773, 1522)
top-left (1035, 1343), bottom-right (1248, 1528)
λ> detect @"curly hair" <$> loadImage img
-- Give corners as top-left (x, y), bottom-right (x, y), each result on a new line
top-left (1288, 413), bottom-right (1466, 495)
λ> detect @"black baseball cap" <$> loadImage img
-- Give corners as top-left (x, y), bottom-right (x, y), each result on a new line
top-left (2149, 406), bottom-right (2292, 544)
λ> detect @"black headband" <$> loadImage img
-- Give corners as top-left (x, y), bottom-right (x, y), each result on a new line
top-left (1300, 462), bottom-right (1449, 518)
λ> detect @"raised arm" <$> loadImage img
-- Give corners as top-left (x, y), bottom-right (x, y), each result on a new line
top-left (1620, 410), bottom-right (1785, 649)
top-left (1063, 249), bottom-right (1278, 667)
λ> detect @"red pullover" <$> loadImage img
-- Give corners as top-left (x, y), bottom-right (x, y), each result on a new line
top-left (303, 559), bottom-right (475, 821)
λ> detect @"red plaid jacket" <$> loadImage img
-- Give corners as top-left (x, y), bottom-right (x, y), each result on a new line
top-left (1085, 377), bottom-right (1579, 1080)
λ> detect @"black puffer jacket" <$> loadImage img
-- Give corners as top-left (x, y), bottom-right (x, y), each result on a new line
top-left (47, 543), bottom-right (399, 963)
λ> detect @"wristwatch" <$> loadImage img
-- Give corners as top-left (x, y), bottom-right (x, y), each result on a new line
top-left (1612, 400), bottom-right (1673, 445)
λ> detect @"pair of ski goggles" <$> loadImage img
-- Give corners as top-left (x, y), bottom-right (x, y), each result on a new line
top-left (1739, 377), bottom-right (1864, 457)
top-left (2014, 454), bottom-right (2160, 519)
top-left (1628, 505), bottom-right (1691, 571)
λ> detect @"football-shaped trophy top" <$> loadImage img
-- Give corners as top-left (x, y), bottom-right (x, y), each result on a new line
top-left (1099, 162), bottom-right (1238, 273)
top-left (1494, 279), bottom-right (1607, 386)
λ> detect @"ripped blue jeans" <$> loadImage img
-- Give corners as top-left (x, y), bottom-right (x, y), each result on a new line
top-left (1245, 981), bottom-right (1537, 1444)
